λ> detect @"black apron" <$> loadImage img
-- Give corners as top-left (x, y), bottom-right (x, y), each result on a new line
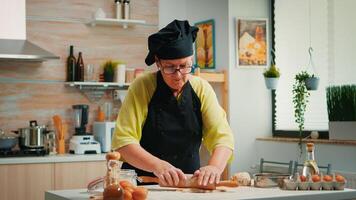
top-left (122, 71), bottom-right (203, 178)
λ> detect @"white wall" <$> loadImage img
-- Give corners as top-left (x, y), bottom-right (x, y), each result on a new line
top-left (228, 0), bottom-right (272, 173)
top-left (331, 0), bottom-right (356, 84)
top-left (0, 0), bottom-right (26, 39)
top-left (159, 0), bottom-right (230, 166)
top-left (159, 0), bottom-right (272, 173)
top-left (159, 0), bottom-right (187, 28)
top-left (256, 0), bottom-right (356, 175)
top-left (159, 0), bottom-right (229, 72)
top-left (159, 0), bottom-right (356, 176)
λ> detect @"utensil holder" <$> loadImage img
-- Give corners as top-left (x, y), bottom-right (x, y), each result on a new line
top-left (57, 139), bottom-right (65, 154)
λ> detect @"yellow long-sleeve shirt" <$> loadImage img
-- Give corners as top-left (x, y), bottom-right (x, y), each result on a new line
top-left (112, 72), bottom-right (234, 159)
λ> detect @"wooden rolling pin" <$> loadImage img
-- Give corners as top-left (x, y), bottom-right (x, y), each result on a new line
top-left (139, 174), bottom-right (238, 190)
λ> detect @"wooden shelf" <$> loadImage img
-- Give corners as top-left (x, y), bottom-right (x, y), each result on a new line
top-left (196, 71), bottom-right (225, 83)
top-left (256, 137), bottom-right (356, 146)
top-left (88, 18), bottom-right (146, 28)
top-left (194, 69), bottom-right (228, 114)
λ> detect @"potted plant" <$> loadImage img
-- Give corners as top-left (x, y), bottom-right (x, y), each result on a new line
top-left (263, 64), bottom-right (280, 90)
top-left (292, 71), bottom-right (311, 156)
top-left (305, 74), bottom-right (319, 90)
top-left (327, 85), bottom-right (356, 140)
top-left (304, 47), bottom-right (320, 90)
top-left (102, 60), bottom-right (118, 82)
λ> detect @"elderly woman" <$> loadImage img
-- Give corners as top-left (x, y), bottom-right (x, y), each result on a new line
top-left (112, 20), bottom-right (234, 187)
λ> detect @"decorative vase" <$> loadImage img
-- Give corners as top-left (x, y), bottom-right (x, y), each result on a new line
top-left (329, 121), bottom-right (356, 140)
top-left (264, 77), bottom-right (279, 90)
top-left (305, 77), bottom-right (319, 90)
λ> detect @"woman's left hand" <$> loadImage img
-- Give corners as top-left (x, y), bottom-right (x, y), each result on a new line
top-left (193, 165), bottom-right (223, 186)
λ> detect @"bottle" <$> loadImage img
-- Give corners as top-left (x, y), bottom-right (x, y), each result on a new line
top-left (302, 143), bottom-right (320, 176)
top-left (76, 52), bottom-right (84, 81)
top-left (123, 0), bottom-right (130, 20)
top-left (115, 0), bottom-right (123, 19)
top-left (66, 45), bottom-right (76, 81)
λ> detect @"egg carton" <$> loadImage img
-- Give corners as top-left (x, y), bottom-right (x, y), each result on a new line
top-left (281, 173), bottom-right (346, 191)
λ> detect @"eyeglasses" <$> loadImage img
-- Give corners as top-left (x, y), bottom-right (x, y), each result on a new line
top-left (158, 61), bottom-right (194, 75)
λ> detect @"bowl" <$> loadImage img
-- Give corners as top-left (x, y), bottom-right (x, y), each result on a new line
top-left (282, 179), bottom-right (298, 190)
top-left (253, 173), bottom-right (291, 188)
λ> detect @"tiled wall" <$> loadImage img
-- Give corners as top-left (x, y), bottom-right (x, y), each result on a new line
top-left (0, 0), bottom-right (158, 142)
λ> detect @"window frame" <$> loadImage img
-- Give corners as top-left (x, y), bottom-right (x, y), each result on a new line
top-left (270, 0), bottom-right (329, 139)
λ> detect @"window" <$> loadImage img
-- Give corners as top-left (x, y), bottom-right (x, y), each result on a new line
top-left (272, 0), bottom-right (356, 137)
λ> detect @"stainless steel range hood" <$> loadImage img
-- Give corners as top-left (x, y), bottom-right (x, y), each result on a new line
top-left (0, 39), bottom-right (60, 62)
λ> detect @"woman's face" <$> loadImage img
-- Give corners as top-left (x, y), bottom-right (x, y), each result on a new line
top-left (157, 56), bottom-right (193, 92)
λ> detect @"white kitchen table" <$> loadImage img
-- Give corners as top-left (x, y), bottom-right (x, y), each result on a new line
top-left (45, 185), bottom-right (356, 200)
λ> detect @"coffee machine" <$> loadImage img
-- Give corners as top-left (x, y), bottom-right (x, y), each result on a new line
top-left (69, 105), bottom-right (101, 154)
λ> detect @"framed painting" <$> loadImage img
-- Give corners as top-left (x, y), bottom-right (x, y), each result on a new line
top-left (236, 18), bottom-right (268, 68)
top-left (195, 19), bottom-right (216, 70)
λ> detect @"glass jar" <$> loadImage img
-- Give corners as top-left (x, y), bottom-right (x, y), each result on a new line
top-left (119, 169), bottom-right (137, 186)
top-left (103, 160), bottom-right (123, 199)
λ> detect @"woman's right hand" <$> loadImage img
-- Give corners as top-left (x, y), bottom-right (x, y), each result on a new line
top-left (152, 160), bottom-right (186, 186)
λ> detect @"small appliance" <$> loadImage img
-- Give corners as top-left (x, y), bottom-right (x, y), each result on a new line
top-left (69, 105), bottom-right (101, 154)
top-left (93, 121), bottom-right (116, 153)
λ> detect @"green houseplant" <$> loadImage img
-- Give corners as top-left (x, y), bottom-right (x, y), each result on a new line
top-left (102, 60), bottom-right (118, 82)
top-left (292, 71), bottom-right (311, 156)
top-left (327, 85), bottom-right (356, 140)
top-left (305, 74), bottom-right (319, 90)
top-left (263, 64), bottom-right (280, 90)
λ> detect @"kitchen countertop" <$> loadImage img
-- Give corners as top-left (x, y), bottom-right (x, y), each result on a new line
top-left (45, 186), bottom-right (356, 200)
top-left (0, 153), bottom-right (106, 165)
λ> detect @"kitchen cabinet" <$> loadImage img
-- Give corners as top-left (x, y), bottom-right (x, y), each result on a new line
top-left (0, 159), bottom-right (106, 200)
top-left (0, 163), bottom-right (54, 200)
top-left (54, 161), bottom-right (106, 190)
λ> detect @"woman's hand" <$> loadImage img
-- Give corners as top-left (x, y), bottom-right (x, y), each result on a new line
top-left (152, 160), bottom-right (186, 186)
top-left (193, 165), bottom-right (223, 186)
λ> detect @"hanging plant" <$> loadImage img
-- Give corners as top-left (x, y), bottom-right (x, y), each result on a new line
top-left (304, 47), bottom-right (319, 90)
top-left (293, 71), bottom-right (311, 157)
top-left (263, 64), bottom-right (280, 90)
top-left (263, 49), bottom-right (281, 90)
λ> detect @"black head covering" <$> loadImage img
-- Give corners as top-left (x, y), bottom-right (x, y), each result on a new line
top-left (145, 19), bottom-right (199, 66)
